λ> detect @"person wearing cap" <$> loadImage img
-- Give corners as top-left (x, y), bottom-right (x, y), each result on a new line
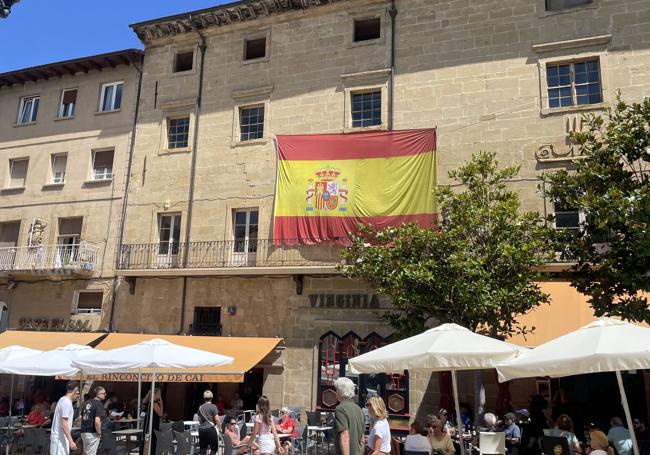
top-left (503, 413), bottom-right (521, 451)
top-left (276, 407), bottom-right (298, 453)
top-left (197, 390), bottom-right (221, 455)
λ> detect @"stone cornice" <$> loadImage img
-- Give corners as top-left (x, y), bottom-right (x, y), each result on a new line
top-left (131, 0), bottom-right (344, 44)
top-left (532, 34), bottom-right (612, 53)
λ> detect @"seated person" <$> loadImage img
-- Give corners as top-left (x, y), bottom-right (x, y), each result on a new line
top-left (26, 404), bottom-right (48, 426)
top-left (224, 416), bottom-right (256, 455)
top-left (404, 420), bottom-right (432, 454)
top-left (275, 407), bottom-right (298, 454)
top-left (428, 416), bottom-right (455, 455)
top-left (607, 417), bottom-right (633, 455)
top-left (587, 430), bottom-right (614, 455)
top-left (547, 414), bottom-right (582, 455)
top-left (503, 413), bottom-right (521, 451)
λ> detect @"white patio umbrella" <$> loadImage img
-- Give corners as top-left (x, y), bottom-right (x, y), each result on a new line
top-left (349, 323), bottom-right (523, 455)
top-left (0, 343), bottom-right (98, 377)
top-left (72, 338), bottom-right (234, 455)
top-left (497, 317), bottom-right (650, 455)
top-left (0, 346), bottom-right (43, 455)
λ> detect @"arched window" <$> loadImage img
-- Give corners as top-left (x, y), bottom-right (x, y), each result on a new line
top-left (316, 331), bottom-right (409, 415)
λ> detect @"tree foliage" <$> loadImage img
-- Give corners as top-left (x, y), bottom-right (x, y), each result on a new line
top-left (341, 151), bottom-right (553, 338)
top-left (543, 97), bottom-right (650, 323)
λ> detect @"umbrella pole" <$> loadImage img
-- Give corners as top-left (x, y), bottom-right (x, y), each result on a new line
top-left (451, 370), bottom-right (466, 455)
top-left (137, 370), bottom-right (142, 430)
top-left (615, 370), bottom-right (640, 455)
top-left (5, 375), bottom-right (13, 455)
top-left (147, 372), bottom-right (156, 455)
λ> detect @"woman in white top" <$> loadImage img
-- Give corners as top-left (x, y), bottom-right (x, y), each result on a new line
top-left (427, 416), bottom-right (455, 455)
top-left (367, 396), bottom-right (392, 455)
top-left (404, 420), bottom-right (432, 454)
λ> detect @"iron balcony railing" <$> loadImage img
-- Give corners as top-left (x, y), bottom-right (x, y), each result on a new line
top-left (0, 243), bottom-right (99, 274)
top-left (118, 239), bottom-right (345, 270)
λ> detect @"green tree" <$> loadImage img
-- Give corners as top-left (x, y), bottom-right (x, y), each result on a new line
top-left (341, 151), bottom-right (553, 339)
top-left (542, 97), bottom-right (650, 323)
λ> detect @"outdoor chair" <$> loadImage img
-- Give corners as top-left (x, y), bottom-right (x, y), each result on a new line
top-left (154, 429), bottom-right (175, 455)
top-left (172, 421), bottom-right (186, 434)
top-left (23, 427), bottom-right (37, 453)
top-left (160, 423), bottom-right (174, 433)
top-left (305, 412), bottom-right (320, 427)
top-left (291, 425), bottom-right (305, 455)
top-left (540, 436), bottom-right (570, 455)
top-left (173, 430), bottom-right (194, 455)
top-left (479, 431), bottom-right (506, 455)
top-left (97, 431), bottom-right (119, 455)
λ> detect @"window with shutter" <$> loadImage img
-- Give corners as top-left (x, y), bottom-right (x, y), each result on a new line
top-left (59, 89), bottom-right (77, 118)
top-left (51, 154), bottom-right (67, 183)
top-left (92, 150), bottom-right (114, 180)
top-left (8, 159), bottom-right (28, 188)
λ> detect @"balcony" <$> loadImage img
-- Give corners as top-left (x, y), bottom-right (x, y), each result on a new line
top-left (0, 243), bottom-right (99, 276)
top-left (117, 239), bottom-right (344, 276)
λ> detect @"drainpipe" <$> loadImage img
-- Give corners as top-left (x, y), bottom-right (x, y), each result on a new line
top-left (388, 0), bottom-right (397, 130)
top-left (108, 53), bottom-right (143, 332)
top-left (179, 20), bottom-right (207, 334)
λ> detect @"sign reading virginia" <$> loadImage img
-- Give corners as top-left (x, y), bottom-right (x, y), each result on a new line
top-left (274, 129), bottom-right (436, 244)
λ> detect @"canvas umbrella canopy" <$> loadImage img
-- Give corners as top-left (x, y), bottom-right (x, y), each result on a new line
top-left (349, 323), bottom-right (523, 455)
top-left (72, 338), bottom-right (234, 455)
top-left (0, 343), bottom-right (98, 377)
top-left (497, 317), bottom-right (650, 455)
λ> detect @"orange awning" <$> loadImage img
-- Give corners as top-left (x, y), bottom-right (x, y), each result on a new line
top-left (0, 330), bottom-right (106, 350)
top-left (507, 281), bottom-right (650, 347)
top-left (85, 333), bottom-right (282, 383)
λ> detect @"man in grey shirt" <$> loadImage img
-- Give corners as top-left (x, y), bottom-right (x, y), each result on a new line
top-left (334, 378), bottom-right (365, 455)
top-left (197, 390), bottom-right (221, 455)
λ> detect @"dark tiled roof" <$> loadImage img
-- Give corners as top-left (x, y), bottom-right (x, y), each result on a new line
top-left (0, 49), bottom-right (143, 88)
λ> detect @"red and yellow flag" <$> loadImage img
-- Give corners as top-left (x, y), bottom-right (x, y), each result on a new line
top-left (273, 129), bottom-right (436, 244)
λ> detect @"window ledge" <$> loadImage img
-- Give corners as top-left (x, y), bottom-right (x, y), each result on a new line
top-left (349, 37), bottom-right (384, 49)
top-left (94, 109), bottom-right (121, 116)
top-left (232, 85), bottom-right (274, 101)
top-left (343, 124), bottom-right (387, 134)
top-left (83, 179), bottom-right (113, 185)
top-left (170, 69), bottom-right (197, 78)
top-left (54, 115), bottom-right (75, 122)
top-left (231, 138), bottom-right (269, 148)
top-left (13, 121), bottom-right (37, 128)
top-left (532, 34), bottom-right (611, 53)
top-left (540, 102), bottom-right (609, 117)
top-left (341, 68), bottom-right (391, 88)
top-left (1, 187), bottom-right (25, 193)
top-left (43, 183), bottom-right (65, 189)
top-left (159, 147), bottom-right (192, 155)
top-left (242, 56), bottom-right (270, 65)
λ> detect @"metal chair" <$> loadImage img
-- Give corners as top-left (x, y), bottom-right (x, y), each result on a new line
top-left (98, 432), bottom-right (118, 455)
top-left (172, 422), bottom-right (186, 434)
top-left (154, 430), bottom-right (175, 455)
top-left (23, 428), bottom-right (37, 453)
top-left (305, 412), bottom-right (320, 427)
top-left (540, 436), bottom-right (570, 455)
top-left (33, 428), bottom-right (49, 455)
top-left (479, 431), bottom-right (506, 455)
top-left (160, 423), bottom-right (174, 433)
top-left (173, 430), bottom-right (194, 455)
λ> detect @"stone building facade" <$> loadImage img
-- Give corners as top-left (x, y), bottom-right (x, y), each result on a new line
top-left (114, 0), bottom-right (650, 419)
top-left (0, 50), bottom-right (143, 333)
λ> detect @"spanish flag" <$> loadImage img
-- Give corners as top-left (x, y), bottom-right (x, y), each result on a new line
top-left (273, 129), bottom-right (436, 244)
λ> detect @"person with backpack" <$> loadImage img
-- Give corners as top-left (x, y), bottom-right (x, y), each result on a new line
top-left (197, 390), bottom-right (222, 455)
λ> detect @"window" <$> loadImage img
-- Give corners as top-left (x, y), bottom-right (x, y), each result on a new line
top-left (239, 106), bottom-right (264, 141)
top-left (57, 217), bottom-right (82, 268)
top-left (0, 221), bottom-right (20, 248)
top-left (351, 91), bottom-right (381, 128)
top-left (547, 60), bottom-right (602, 108)
top-left (546, 0), bottom-right (592, 11)
top-left (17, 96), bottom-right (39, 124)
top-left (553, 201), bottom-right (584, 229)
top-left (354, 17), bottom-right (381, 42)
top-left (74, 291), bottom-right (103, 315)
top-left (167, 117), bottom-right (190, 149)
top-left (191, 307), bottom-right (222, 336)
top-left (244, 37), bottom-right (266, 60)
top-left (157, 214), bottom-right (181, 267)
top-left (51, 154), bottom-right (67, 184)
top-left (233, 209), bottom-right (258, 254)
top-left (99, 81), bottom-right (123, 112)
top-left (92, 150), bottom-right (114, 180)
top-left (8, 159), bottom-right (28, 188)
top-left (59, 89), bottom-right (77, 118)
top-left (174, 51), bottom-right (194, 72)
top-left (317, 331), bottom-right (409, 413)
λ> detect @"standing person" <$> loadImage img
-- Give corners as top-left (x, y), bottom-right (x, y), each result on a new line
top-left (503, 413), bottom-right (522, 452)
top-left (50, 382), bottom-right (80, 455)
top-left (248, 396), bottom-right (283, 455)
top-left (139, 388), bottom-right (163, 455)
top-left (197, 390), bottom-right (222, 455)
top-left (607, 417), bottom-right (632, 455)
top-left (333, 377), bottom-right (365, 455)
top-left (80, 386), bottom-right (106, 455)
top-left (366, 396), bottom-right (392, 455)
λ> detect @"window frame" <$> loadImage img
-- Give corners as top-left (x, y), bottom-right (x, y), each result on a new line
top-left (173, 50), bottom-right (195, 73)
top-left (98, 81), bottom-right (124, 113)
top-left (17, 95), bottom-right (39, 124)
top-left (241, 29), bottom-right (271, 64)
top-left (353, 17), bottom-right (382, 43)
top-left (167, 116), bottom-right (191, 149)
top-left (8, 158), bottom-right (29, 189)
top-left (546, 59), bottom-right (602, 109)
top-left (341, 69), bottom-right (390, 132)
top-left (91, 149), bottom-right (114, 181)
top-left (58, 88), bottom-right (77, 119)
top-left (239, 105), bottom-right (265, 142)
top-left (553, 201), bottom-right (586, 230)
top-left (50, 153), bottom-right (68, 184)
top-left (350, 90), bottom-right (382, 129)
top-left (72, 290), bottom-right (103, 315)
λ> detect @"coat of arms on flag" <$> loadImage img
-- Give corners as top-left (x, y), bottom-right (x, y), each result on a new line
top-left (306, 168), bottom-right (349, 212)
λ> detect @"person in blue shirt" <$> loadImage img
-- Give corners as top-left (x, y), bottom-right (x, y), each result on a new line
top-left (503, 413), bottom-right (521, 451)
top-left (607, 417), bottom-right (632, 455)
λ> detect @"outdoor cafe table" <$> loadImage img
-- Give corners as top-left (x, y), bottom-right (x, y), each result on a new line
top-left (113, 428), bottom-right (143, 454)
